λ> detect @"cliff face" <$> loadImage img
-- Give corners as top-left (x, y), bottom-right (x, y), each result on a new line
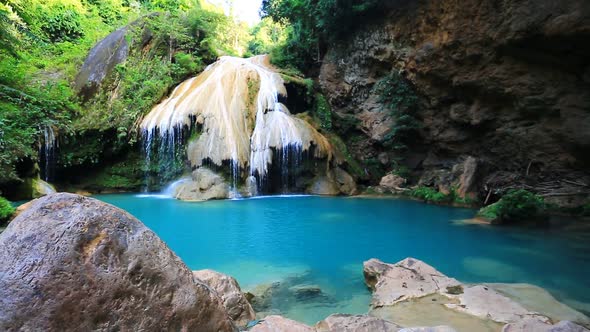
top-left (319, 0), bottom-right (590, 206)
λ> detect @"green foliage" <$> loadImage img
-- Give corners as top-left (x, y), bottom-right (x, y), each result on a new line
top-left (0, 196), bottom-right (15, 223)
top-left (374, 71), bottom-right (420, 150)
top-left (477, 202), bottom-right (501, 220)
top-left (326, 133), bottom-right (363, 177)
top-left (389, 164), bottom-right (410, 178)
top-left (38, 3), bottom-right (84, 42)
top-left (477, 189), bottom-right (546, 223)
top-left (248, 17), bottom-right (286, 55)
top-left (0, 0), bottom-right (247, 188)
top-left (313, 93), bottom-right (332, 130)
top-left (261, 0), bottom-right (383, 71)
top-left (411, 186), bottom-right (448, 203)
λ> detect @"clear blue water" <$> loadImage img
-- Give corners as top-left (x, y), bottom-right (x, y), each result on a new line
top-left (96, 194), bottom-right (590, 324)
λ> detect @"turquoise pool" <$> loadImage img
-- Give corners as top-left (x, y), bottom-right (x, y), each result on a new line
top-left (96, 194), bottom-right (590, 324)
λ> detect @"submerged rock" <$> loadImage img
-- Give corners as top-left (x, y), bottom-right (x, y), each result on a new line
top-left (192, 269), bottom-right (255, 327)
top-left (489, 283), bottom-right (590, 328)
top-left (174, 168), bottom-right (230, 201)
top-left (0, 193), bottom-right (236, 331)
top-left (502, 318), bottom-right (590, 332)
top-left (288, 284), bottom-right (324, 300)
top-left (315, 314), bottom-right (401, 332)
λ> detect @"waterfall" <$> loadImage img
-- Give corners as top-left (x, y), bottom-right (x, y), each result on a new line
top-left (39, 125), bottom-right (57, 182)
top-left (140, 55), bottom-right (332, 192)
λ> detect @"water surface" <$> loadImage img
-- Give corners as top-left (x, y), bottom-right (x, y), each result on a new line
top-left (96, 194), bottom-right (590, 324)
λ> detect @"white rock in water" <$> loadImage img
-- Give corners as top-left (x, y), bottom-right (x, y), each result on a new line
top-left (363, 257), bottom-right (570, 327)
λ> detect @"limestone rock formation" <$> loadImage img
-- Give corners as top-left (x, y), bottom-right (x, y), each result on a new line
top-left (379, 174), bottom-right (407, 193)
top-left (315, 314), bottom-right (401, 332)
top-left (307, 168), bottom-right (357, 195)
top-left (308, 176), bottom-right (341, 195)
top-left (173, 168), bottom-right (230, 201)
top-left (364, 258), bottom-right (590, 331)
top-left (319, 1), bottom-right (590, 204)
top-left (249, 315), bottom-right (315, 332)
top-left (0, 193), bottom-right (236, 331)
top-left (141, 55), bottom-right (333, 183)
top-left (192, 269), bottom-right (256, 327)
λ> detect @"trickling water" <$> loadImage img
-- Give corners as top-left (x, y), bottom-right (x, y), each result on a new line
top-left (162, 176), bottom-right (192, 197)
top-left (39, 126), bottom-right (57, 182)
top-left (140, 55), bottom-right (332, 192)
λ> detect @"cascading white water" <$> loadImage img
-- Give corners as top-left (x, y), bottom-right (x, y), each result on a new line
top-left (140, 55), bottom-right (332, 191)
top-left (40, 125), bottom-right (57, 182)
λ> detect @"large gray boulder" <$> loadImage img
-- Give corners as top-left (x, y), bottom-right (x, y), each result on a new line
top-left (74, 26), bottom-right (130, 99)
top-left (193, 269), bottom-right (255, 327)
top-left (0, 193), bottom-right (236, 331)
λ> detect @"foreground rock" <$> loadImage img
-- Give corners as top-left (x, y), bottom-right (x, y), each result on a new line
top-left (0, 193), bottom-right (236, 331)
top-left (315, 314), bottom-right (401, 332)
top-left (365, 258), bottom-right (590, 331)
top-left (249, 315), bottom-right (314, 332)
top-left (193, 269), bottom-right (255, 327)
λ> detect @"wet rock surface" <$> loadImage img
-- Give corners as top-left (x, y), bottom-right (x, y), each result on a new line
top-left (192, 269), bottom-right (256, 327)
top-left (0, 193), bottom-right (236, 331)
top-left (365, 258), bottom-right (590, 331)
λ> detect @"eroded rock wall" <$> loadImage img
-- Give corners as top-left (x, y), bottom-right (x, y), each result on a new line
top-left (320, 0), bottom-right (590, 204)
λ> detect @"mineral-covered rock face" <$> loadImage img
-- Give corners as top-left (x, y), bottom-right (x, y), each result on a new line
top-left (0, 193), bottom-right (236, 331)
top-left (320, 0), bottom-right (590, 202)
top-left (192, 269), bottom-right (256, 327)
top-left (379, 174), bottom-right (407, 193)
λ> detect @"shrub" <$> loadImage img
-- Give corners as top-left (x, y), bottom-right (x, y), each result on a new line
top-left (411, 186), bottom-right (448, 203)
top-left (39, 4), bottom-right (84, 42)
top-left (0, 196), bottom-right (15, 223)
top-left (314, 93), bottom-right (332, 130)
top-left (477, 189), bottom-right (545, 223)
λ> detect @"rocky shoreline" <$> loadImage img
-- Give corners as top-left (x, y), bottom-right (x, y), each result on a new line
top-left (0, 193), bottom-right (588, 331)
